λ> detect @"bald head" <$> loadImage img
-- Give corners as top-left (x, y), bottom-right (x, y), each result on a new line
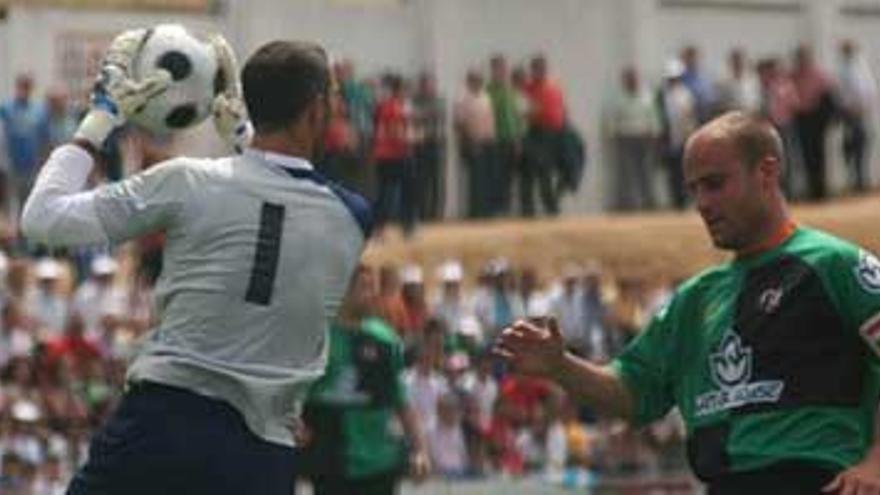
top-left (687, 111), bottom-right (784, 173)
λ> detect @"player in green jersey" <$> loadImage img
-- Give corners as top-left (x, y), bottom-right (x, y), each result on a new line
top-left (300, 264), bottom-right (430, 494)
top-left (495, 111), bottom-right (880, 494)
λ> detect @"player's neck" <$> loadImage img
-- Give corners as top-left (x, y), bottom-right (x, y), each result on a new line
top-left (250, 132), bottom-right (313, 163)
top-left (736, 211), bottom-right (796, 259)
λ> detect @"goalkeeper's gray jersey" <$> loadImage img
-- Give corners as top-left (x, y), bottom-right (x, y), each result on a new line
top-left (24, 145), bottom-right (370, 447)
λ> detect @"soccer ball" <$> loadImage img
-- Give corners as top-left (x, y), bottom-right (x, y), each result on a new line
top-left (128, 24), bottom-right (221, 135)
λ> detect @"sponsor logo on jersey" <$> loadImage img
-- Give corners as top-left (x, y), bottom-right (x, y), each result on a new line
top-left (758, 287), bottom-right (784, 314)
top-left (855, 250), bottom-right (880, 295)
top-left (860, 312), bottom-right (880, 357)
top-left (695, 329), bottom-right (784, 417)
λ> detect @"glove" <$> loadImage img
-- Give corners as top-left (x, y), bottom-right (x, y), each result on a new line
top-left (209, 33), bottom-right (253, 153)
top-left (75, 28), bottom-right (172, 149)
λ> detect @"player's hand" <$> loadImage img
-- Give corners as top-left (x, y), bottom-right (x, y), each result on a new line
top-left (824, 450), bottom-right (880, 494)
top-left (75, 28), bottom-right (172, 149)
top-left (493, 317), bottom-right (566, 378)
top-left (408, 449), bottom-right (431, 483)
top-left (209, 33), bottom-right (253, 153)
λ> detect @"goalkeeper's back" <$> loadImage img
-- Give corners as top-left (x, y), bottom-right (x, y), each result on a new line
top-left (116, 149), bottom-right (367, 446)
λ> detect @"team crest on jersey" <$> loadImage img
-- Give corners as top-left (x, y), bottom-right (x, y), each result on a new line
top-left (855, 250), bottom-right (880, 294)
top-left (695, 329), bottom-right (784, 417)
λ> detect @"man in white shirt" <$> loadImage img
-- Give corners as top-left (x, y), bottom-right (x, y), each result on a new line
top-left (21, 32), bottom-right (370, 495)
top-left (71, 255), bottom-right (125, 343)
top-left (716, 49), bottom-right (761, 114)
top-left (24, 258), bottom-right (68, 336)
top-left (838, 39), bottom-right (878, 192)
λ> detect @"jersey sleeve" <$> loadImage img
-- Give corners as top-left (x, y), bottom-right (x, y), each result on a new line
top-left (827, 246), bottom-right (880, 360)
top-left (92, 158), bottom-right (189, 243)
top-left (610, 297), bottom-right (678, 427)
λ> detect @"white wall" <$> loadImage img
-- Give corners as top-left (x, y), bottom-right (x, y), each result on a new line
top-left (4, 0), bottom-right (880, 213)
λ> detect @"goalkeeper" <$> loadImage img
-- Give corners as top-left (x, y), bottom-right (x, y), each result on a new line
top-left (21, 31), bottom-right (371, 495)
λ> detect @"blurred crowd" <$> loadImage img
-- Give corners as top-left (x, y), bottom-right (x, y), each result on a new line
top-left (300, 257), bottom-right (689, 489)
top-left (604, 41), bottom-right (878, 211)
top-left (321, 53), bottom-right (585, 238)
top-left (0, 250), bottom-right (154, 495)
top-left (0, 243), bottom-right (693, 492)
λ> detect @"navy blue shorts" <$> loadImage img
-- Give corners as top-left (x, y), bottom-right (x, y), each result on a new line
top-left (67, 381), bottom-right (297, 495)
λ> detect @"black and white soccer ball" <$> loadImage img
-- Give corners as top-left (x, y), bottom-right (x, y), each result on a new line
top-left (129, 24), bottom-right (222, 135)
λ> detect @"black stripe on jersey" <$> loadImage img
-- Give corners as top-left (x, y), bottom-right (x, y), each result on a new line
top-left (687, 422), bottom-right (731, 481)
top-left (245, 202), bottom-right (285, 306)
top-left (733, 255), bottom-right (865, 412)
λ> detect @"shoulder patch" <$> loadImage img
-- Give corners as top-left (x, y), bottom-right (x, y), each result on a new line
top-left (854, 250), bottom-right (880, 295)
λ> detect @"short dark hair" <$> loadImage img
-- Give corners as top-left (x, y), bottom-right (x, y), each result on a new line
top-left (242, 40), bottom-right (331, 134)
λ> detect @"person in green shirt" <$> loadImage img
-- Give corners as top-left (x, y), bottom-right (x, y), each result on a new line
top-left (487, 54), bottom-right (527, 216)
top-left (301, 264), bottom-right (430, 494)
top-left (495, 111), bottom-right (880, 494)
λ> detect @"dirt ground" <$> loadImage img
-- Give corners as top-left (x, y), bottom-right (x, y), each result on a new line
top-left (363, 194), bottom-right (879, 284)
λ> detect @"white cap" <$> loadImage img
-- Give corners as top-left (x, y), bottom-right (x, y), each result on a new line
top-left (459, 315), bottom-right (482, 338)
top-left (437, 260), bottom-right (463, 283)
top-left (526, 295), bottom-right (553, 319)
top-left (91, 255), bottom-right (118, 276)
top-left (12, 399), bottom-right (41, 423)
top-left (35, 258), bottom-right (61, 280)
top-left (664, 59), bottom-right (685, 79)
top-left (400, 264), bottom-right (424, 285)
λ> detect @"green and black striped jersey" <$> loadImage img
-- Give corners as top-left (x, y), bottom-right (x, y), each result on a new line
top-left (612, 226), bottom-right (880, 481)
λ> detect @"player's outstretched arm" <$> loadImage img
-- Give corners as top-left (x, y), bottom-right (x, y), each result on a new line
top-left (21, 28), bottom-right (172, 247)
top-left (494, 318), bottom-right (635, 421)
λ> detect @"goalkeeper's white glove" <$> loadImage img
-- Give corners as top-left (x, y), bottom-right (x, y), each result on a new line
top-left (209, 33), bottom-right (253, 153)
top-left (74, 28), bottom-right (172, 150)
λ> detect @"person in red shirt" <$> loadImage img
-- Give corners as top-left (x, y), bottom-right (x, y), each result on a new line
top-left (522, 55), bottom-right (567, 217)
top-left (372, 74), bottom-right (415, 235)
top-left (44, 312), bottom-right (102, 379)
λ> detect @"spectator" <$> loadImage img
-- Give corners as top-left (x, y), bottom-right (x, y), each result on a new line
top-left (301, 264), bottom-right (429, 494)
top-left (24, 258), bottom-right (68, 336)
top-left (338, 60), bottom-right (376, 167)
top-left (373, 74), bottom-right (415, 235)
top-left (428, 392), bottom-right (469, 478)
top-left (472, 259), bottom-right (524, 343)
top-left (550, 264), bottom-right (589, 355)
top-left (791, 44), bottom-right (837, 201)
top-left (42, 87), bottom-right (78, 155)
top-left (604, 66), bottom-right (661, 211)
top-left (43, 313), bottom-right (102, 379)
top-left (319, 92), bottom-right (360, 193)
top-left (404, 343), bottom-right (449, 432)
top-left (431, 260), bottom-right (473, 340)
top-left (488, 55), bottom-right (527, 216)
top-left (70, 255), bottom-right (124, 341)
top-left (715, 48), bottom-right (761, 114)
top-left (0, 300), bottom-right (35, 369)
top-left (657, 59), bottom-right (698, 209)
top-left (0, 74), bottom-right (46, 213)
top-left (377, 264), bottom-right (409, 333)
top-left (757, 57), bottom-right (804, 197)
top-left (455, 70), bottom-right (497, 219)
top-left (581, 262), bottom-right (613, 362)
top-left (412, 72), bottom-right (447, 220)
top-left (837, 39), bottom-right (878, 193)
top-left (399, 264), bottom-right (430, 342)
top-left (680, 45), bottom-right (716, 122)
top-left (522, 55), bottom-right (566, 217)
